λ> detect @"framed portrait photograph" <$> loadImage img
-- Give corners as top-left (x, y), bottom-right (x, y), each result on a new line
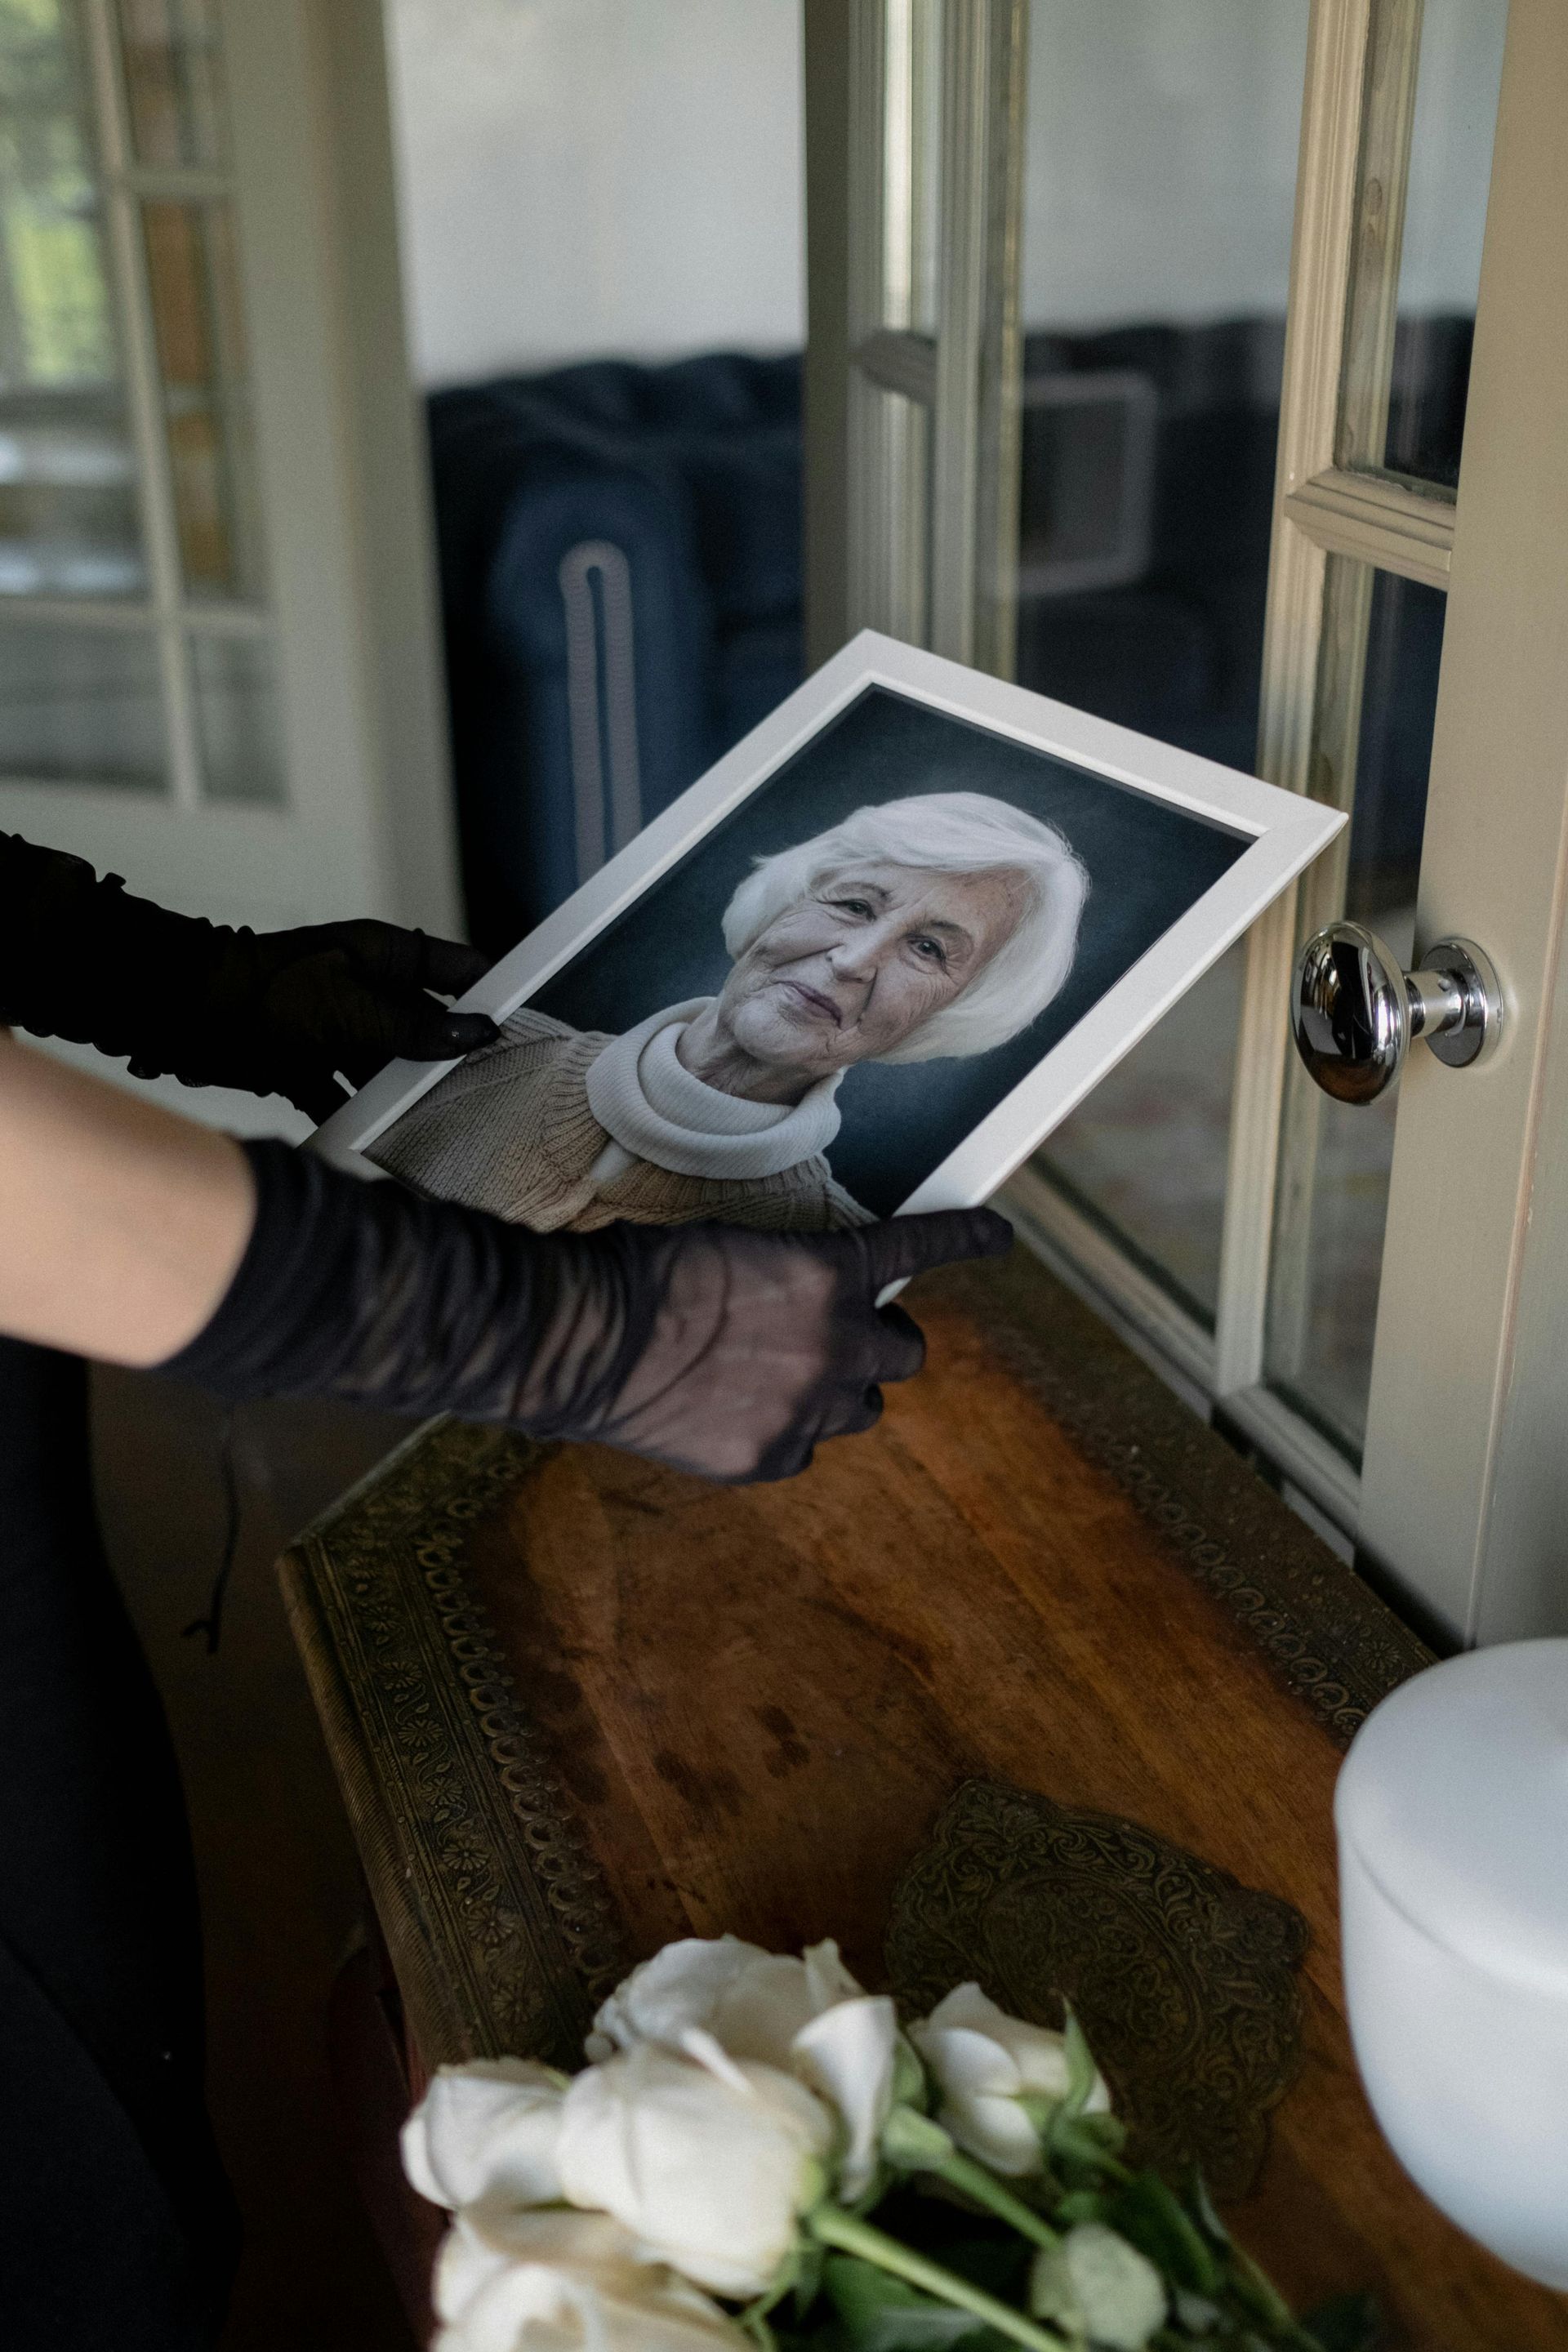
top-left (312, 631), bottom-right (1344, 1232)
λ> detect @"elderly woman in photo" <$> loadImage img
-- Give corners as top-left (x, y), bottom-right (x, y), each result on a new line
top-left (368, 791), bottom-right (1088, 1232)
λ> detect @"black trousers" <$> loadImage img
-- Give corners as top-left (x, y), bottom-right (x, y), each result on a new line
top-left (0, 1336), bottom-right (239, 2347)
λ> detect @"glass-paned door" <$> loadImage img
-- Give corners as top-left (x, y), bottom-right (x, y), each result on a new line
top-left (0, 0), bottom-right (461, 1123)
top-left (1014, 1), bottom-right (1312, 1346)
top-left (1216, 0), bottom-right (1512, 1558)
top-left (0, 0), bottom-right (282, 804)
top-left (808, 0), bottom-right (1568, 1642)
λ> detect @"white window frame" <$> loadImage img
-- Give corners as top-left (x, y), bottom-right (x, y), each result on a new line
top-left (0, 0), bottom-right (461, 941)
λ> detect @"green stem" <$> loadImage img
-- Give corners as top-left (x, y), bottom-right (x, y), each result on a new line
top-left (807, 2204), bottom-right (1067, 2352)
top-left (926, 2150), bottom-right (1060, 2252)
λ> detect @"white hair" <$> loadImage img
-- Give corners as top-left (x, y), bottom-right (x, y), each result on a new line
top-left (721, 791), bottom-right (1089, 1062)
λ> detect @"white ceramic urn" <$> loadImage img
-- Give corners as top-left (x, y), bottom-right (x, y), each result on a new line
top-left (1335, 1638), bottom-right (1568, 2288)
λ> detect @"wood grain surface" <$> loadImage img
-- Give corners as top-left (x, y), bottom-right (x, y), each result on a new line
top-left (440, 1260), bottom-right (1566, 2352)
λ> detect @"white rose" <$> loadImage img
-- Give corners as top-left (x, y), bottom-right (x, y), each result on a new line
top-left (403, 2060), bottom-right (567, 2211)
top-left (586, 1935), bottom-right (864, 2073)
top-left (433, 2203), bottom-right (745, 2352)
top-left (791, 1994), bottom-right (900, 2202)
top-left (557, 2038), bottom-right (833, 2296)
top-left (909, 1984), bottom-right (1109, 2176)
top-left (1030, 2222), bottom-right (1166, 2351)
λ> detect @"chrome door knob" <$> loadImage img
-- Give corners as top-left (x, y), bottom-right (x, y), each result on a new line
top-left (1290, 921), bottom-right (1503, 1105)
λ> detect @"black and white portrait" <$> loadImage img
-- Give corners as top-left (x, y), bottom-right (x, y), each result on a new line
top-left (362, 679), bottom-right (1257, 1226)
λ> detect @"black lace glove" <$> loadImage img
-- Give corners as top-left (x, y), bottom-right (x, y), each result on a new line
top-left (160, 1141), bottom-right (1013, 1482)
top-left (0, 831), bottom-right (499, 1120)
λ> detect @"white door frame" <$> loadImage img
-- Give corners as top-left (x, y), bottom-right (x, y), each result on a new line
top-left (1355, 0), bottom-right (1568, 1641)
top-left (808, 0), bottom-right (1568, 1644)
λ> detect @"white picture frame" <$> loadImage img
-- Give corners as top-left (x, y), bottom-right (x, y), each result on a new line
top-left (312, 630), bottom-right (1344, 1218)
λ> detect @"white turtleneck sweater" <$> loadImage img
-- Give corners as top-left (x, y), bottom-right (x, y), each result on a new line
top-left (365, 1000), bottom-right (870, 1235)
top-left (583, 998), bottom-right (844, 1190)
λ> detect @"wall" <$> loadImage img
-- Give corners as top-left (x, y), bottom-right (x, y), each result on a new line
top-left (1022, 0), bottom-right (1508, 330)
top-left (385, 0), bottom-right (1506, 392)
top-left (384, 0), bottom-right (805, 386)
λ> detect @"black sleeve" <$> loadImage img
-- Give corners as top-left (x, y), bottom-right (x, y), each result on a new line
top-left (0, 831), bottom-right (231, 1081)
top-left (0, 832), bottom-right (498, 1116)
top-left (158, 1138), bottom-right (641, 1432)
top-left (158, 1139), bottom-right (1006, 1486)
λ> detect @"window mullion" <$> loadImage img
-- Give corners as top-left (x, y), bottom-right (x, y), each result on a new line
top-left (1284, 465), bottom-right (1454, 590)
top-left (1212, 0), bottom-right (1379, 1404)
top-left (82, 0), bottom-right (204, 813)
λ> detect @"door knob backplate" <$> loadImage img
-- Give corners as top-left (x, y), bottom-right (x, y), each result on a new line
top-left (1290, 921), bottom-right (1503, 1106)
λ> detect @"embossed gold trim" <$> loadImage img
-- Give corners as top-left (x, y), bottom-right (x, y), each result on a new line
top-left (887, 1780), bottom-right (1309, 2198)
top-left (280, 1419), bottom-right (626, 2069)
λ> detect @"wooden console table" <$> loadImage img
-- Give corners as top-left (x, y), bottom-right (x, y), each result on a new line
top-left (283, 1250), bottom-right (1566, 2350)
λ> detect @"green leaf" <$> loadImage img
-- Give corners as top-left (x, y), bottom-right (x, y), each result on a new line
top-left (1054, 2193), bottom-right (1112, 2230)
top-left (1181, 2175), bottom-right (1231, 2252)
top-left (1059, 2006), bottom-right (1102, 2123)
top-left (1050, 2115), bottom-right (1127, 2163)
top-left (822, 2254), bottom-right (993, 2351)
top-left (1224, 2245), bottom-right (1296, 2333)
top-left (894, 2037), bottom-right (932, 2112)
top-left (884, 2105), bottom-right (959, 2172)
top-left (792, 2243), bottom-right (826, 2319)
top-left (1103, 2177), bottom-right (1221, 2297)
top-left (1299, 2292), bottom-right (1382, 2352)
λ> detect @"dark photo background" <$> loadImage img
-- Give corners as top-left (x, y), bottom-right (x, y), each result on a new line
top-left (527, 687), bottom-right (1245, 1216)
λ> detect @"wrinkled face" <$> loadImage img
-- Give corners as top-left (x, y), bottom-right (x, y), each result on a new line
top-left (715, 858), bottom-right (1031, 1080)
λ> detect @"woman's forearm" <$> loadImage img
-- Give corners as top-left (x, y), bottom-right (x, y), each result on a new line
top-left (0, 1027), bottom-right (1009, 1481)
top-left (0, 1031), bottom-right (256, 1365)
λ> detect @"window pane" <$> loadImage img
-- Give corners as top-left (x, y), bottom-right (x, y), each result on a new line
top-left (1265, 564), bottom-right (1444, 1459)
top-left (0, 0), bottom-right (145, 595)
top-left (142, 197), bottom-right (265, 602)
top-left (118, 0), bottom-right (226, 170)
top-left (1041, 942), bottom-right (1243, 1324)
top-left (0, 616), bottom-right (164, 786)
top-left (191, 626), bottom-right (283, 803)
top-left (1338, 0), bottom-right (1508, 490)
top-left (1018, 0), bottom-right (1311, 1329)
top-left (880, 0), bottom-right (941, 336)
top-left (141, 196), bottom-right (264, 599)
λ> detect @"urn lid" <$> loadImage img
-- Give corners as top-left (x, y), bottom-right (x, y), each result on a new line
top-left (1334, 1639), bottom-right (1568, 2001)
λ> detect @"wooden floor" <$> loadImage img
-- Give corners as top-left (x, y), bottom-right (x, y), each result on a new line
top-left (91, 1365), bottom-right (421, 2352)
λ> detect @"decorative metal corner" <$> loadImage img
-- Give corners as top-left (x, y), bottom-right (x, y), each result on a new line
top-left (886, 1779), bottom-right (1308, 2198)
top-left (279, 1419), bottom-right (628, 2070)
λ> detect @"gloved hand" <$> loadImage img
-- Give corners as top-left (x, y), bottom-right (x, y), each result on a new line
top-left (161, 1140), bottom-right (1013, 1482)
top-left (0, 831), bottom-right (498, 1119)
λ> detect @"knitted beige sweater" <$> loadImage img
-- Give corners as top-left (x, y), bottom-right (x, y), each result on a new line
top-left (367, 1005), bottom-right (871, 1234)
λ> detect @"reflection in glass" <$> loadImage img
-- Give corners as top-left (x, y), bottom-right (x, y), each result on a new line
top-left (0, 616), bottom-right (164, 786)
top-left (192, 626), bottom-right (283, 803)
top-left (118, 0), bottom-right (225, 170)
top-left (1042, 945), bottom-right (1242, 1326)
top-left (141, 196), bottom-right (263, 599)
top-left (879, 0), bottom-right (940, 337)
top-left (1265, 564), bottom-right (1445, 1459)
top-left (0, 0), bottom-right (144, 594)
top-left (1339, 0), bottom-right (1508, 489)
top-left (1018, 0), bottom-right (1311, 1329)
